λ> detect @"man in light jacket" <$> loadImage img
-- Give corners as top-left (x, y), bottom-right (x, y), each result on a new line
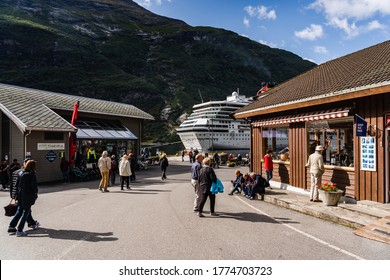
top-left (119, 154), bottom-right (132, 190)
top-left (307, 145), bottom-right (325, 202)
top-left (98, 151), bottom-right (111, 192)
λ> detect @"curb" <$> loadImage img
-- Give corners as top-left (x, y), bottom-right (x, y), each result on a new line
top-left (263, 195), bottom-right (365, 229)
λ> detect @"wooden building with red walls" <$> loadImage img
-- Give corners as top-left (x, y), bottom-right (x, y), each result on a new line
top-left (234, 40), bottom-right (390, 203)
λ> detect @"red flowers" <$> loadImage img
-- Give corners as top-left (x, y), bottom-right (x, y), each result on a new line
top-left (319, 182), bottom-right (339, 192)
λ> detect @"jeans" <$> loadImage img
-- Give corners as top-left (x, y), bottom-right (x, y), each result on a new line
top-left (266, 170), bottom-right (273, 183)
top-left (62, 170), bottom-right (69, 183)
top-left (10, 205), bottom-right (35, 232)
top-left (110, 171), bottom-right (116, 185)
top-left (230, 183), bottom-right (241, 194)
top-left (242, 185), bottom-right (252, 196)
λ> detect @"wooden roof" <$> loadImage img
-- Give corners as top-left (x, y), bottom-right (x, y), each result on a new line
top-left (0, 83), bottom-right (154, 133)
top-left (235, 40), bottom-right (390, 118)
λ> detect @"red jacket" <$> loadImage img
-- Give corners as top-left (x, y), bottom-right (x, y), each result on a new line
top-left (263, 154), bottom-right (273, 171)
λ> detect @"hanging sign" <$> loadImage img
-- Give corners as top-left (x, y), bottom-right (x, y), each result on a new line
top-left (355, 115), bottom-right (367, 137)
top-left (360, 137), bottom-right (376, 171)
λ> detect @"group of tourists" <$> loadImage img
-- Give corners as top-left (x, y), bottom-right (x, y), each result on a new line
top-left (228, 170), bottom-right (270, 200)
top-left (97, 151), bottom-right (137, 192)
top-left (190, 154), bottom-right (220, 217)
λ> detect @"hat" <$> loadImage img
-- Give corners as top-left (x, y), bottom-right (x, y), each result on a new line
top-left (315, 145), bottom-right (324, 151)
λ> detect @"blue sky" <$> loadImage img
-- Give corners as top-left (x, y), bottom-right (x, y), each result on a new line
top-left (133, 0), bottom-right (390, 64)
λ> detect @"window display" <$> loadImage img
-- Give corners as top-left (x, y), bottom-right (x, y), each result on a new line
top-left (262, 127), bottom-right (289, 160)
top-left (308, 118), bottom-right (354, 167)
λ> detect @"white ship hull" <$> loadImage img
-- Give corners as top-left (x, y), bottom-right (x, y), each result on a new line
top-left (178, 131), bottom-right (250, 151)
top-left (176, 91), bottom-right (252, 152)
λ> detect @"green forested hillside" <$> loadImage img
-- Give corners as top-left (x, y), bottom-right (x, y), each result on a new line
top-left (0, 0), bottom-right (316, 142)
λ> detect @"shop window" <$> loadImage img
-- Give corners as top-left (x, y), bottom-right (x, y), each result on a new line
top-left (262, 127), bottom-right (289, 160)
top-left (308, 118), bottom-right (354, 167)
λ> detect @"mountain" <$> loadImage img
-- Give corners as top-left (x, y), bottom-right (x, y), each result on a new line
top-left (0, 0), bottom-right (316, 142)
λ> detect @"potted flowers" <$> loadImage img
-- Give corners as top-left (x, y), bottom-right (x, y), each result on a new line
top-left (318, 182), bottom-right (343, 206)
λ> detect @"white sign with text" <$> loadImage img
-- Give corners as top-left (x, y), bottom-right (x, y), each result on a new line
top-left (37, 143), bottom-right (65, 150)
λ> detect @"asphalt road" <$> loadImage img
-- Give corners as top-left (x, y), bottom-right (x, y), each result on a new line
top-left (1, 157), bottom-right (389, 260)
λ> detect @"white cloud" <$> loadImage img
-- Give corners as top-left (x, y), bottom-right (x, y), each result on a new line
top-left (294, 24), bottom-right (324, 40)
top-left (259, 40), bottom-right (278, 48)
top-left (308, 0), bottom-right (390, 38)
top-left (244, 5), bottom-right (277, 20)
top-left (134, 0), bottom-right (170, 8)
top-left (134, 0), bottom-right (152, 8)
top-left (366, 20), bottom-right (385, 31)
top-left (314, 45), bottom-right (328, 54)
top-left (243, 17), bottom-right (250, 28)
top-left (328, 17), bottom-right (359, 38)
top-left (309, 0), bottom-right (390, 20)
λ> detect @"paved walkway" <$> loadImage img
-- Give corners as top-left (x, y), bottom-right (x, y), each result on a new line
top-left (170, 156), bottom-right (390, 244)
top-left (4, 155), bottom-right (389, 244)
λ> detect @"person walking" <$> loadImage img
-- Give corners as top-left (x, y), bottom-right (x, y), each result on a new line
top-left (159, 153), bottom-right (169, 180)
top-left (60, 156), bottom-right (70, 184)
top-left (307, 145), bottom-right (325, 202)
top-left (119, 154), bottom-right (131, 190)
top-left (98, 151), bottom-right (111, 192)
top-left (191, 153), bottom-right (204, 213)
top-left (181, 150), bottom-right (185, 162)
top-left (129, 153), bottom-right (137, 182)
top-left (8, 158), bottom-right (39, 235)
top-left (197, 157), bottom-right (218, 217)
top-left (9, 159), bottom-right (21, 180)
top-left (263, 149), bottom-right (274, 189)
top-left (109, 155), bottom-right (118, 186)
top-left (9, 160), bottom-right (39, 237)
top-left (213, 153), bottom-right (220, 168)
top-left (0, 159), bottom-right (10, 190)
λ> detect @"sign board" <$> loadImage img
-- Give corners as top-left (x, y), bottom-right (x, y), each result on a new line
top-left (356, 115), bottom-right (367, 137)
top-left (38, 143), bottom-right (65, 150)
top-left (360, 137), bottom-right (376, 171)
top-left (45, 150), bottom-right (57, 163)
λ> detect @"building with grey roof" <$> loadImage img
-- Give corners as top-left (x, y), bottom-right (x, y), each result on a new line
top-left (0, 83), bottom-right (154, 183)
top-left (234, 40), bottom-right (390, 204)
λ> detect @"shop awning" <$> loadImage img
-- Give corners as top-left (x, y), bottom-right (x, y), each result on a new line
top-left (252, 108), bottom-right (350, 127)
top-left (75, 121), bottom-right (138, 140)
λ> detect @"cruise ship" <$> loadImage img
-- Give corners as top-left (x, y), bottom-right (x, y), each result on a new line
top-left (176, 91), bottom-right (253, 151)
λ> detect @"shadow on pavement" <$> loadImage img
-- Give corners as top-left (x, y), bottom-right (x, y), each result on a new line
top-left (216, 212), bottom-right (299, 224)
top-left (26, 228), bottom-right (118, 242)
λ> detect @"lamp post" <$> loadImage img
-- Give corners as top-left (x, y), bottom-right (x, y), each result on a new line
top-left (211, 118), bottom-right (214, 154)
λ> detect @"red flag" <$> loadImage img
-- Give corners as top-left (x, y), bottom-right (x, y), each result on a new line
top-left (69, 101), bottom-right (79, 165)
top-left (71, 101), bottom-right (79, 125)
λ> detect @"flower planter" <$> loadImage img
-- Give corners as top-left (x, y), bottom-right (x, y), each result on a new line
top-left (318, 189), bottom-right (343, 206)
